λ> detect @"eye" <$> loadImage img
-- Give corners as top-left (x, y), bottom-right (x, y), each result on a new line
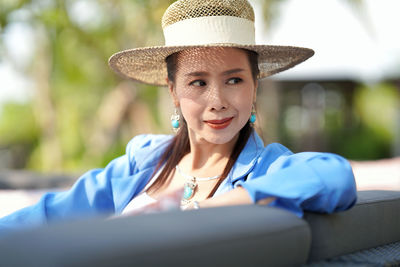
top-left (227, 77), bottom-right (243, 85)
top-left (189, 80), bottom-right (207, 87)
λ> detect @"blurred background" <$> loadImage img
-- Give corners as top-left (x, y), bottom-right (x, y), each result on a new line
top-left (0, 0), bottom-right (399, 214)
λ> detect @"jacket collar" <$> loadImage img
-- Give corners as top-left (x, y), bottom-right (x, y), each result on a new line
top-left (133, 135), bottom-right (173, 171)
top-left (229, 131), bottom-right (265, 183)
top-left (133, 131), bottom-right (264, 186)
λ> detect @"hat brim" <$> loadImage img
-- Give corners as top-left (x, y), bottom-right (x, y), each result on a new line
top-left (108, 44), bottom-right (314, 86)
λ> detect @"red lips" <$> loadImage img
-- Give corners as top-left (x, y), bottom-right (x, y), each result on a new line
top-left (204, 117), bottom-right (234, 130)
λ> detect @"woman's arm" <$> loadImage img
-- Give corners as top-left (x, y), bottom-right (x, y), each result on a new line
top-left (234, 151), bottom-right (357, 217)
top-left (190, 186), bottom-right (274, 209)
top-left (0, 134), bottom-right (162, 236)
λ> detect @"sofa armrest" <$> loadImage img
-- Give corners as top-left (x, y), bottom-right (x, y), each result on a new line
top-left (0, 205), bottom-right (310, 267)
top-left (305, 190), bottom-right (400, 262)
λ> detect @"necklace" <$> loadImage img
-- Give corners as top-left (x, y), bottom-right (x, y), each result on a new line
top-left (176, 165), bottom-right (221, 206)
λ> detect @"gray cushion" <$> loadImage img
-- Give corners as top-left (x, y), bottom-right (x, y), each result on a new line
top-left (0, 205), bottom-right (310, 267)
top-left (305, 190), bottom-right (400, 262)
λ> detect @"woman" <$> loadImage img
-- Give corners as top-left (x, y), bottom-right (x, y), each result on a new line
top-left (0, 0), bottom-right (357, 234)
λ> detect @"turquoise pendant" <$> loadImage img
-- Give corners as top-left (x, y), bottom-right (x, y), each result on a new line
top-left (182, 178), bottom-right (197, 205)
top-left (183, 185), bottom-right (194, 200)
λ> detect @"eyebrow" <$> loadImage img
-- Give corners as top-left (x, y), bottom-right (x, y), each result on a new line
top-left (184, 68), bottom-right (245, 77)
top-left (222, 68), bottom-right (245, 76)
top-left (185, 71), bottom-right (208, 77)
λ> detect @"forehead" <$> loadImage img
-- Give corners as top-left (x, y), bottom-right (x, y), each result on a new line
top-left (174, 47), bottom-right (250, 74)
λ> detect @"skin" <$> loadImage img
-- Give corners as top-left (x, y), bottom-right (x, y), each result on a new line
top-left (161, 47), bottom-right (273, 209)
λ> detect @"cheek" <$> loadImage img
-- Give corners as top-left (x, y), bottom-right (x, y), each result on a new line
top-left (234, 88), bottom-right (254, 115)
top-left (179, 98), bottom-right (203, 121)
top-left (238, 102), bottom-right (253, 120)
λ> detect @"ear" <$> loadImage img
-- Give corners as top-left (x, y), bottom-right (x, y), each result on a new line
top-left (167, 78), bottom-right (180, 107)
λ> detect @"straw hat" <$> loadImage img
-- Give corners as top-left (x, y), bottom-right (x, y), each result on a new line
top-left (108, 0), bottom-right (314, 86)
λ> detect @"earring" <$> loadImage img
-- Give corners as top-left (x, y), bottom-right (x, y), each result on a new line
top-left (171, 108), bottom-right (180, 132)
top-left (249, 104), bottom-right (256, 124)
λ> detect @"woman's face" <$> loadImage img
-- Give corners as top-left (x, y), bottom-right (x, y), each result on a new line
top-left (169, 47), bottom-right (258, 145)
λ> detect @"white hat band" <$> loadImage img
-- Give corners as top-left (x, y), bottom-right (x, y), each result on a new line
top-left (163, 16), bottom-right (255, 46)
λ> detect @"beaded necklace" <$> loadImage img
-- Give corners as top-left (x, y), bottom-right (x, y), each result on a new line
top-left (176, 165), bottom-right (221, 206)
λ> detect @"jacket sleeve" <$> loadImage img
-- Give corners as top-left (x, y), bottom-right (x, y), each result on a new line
top-left (236, 143), bottom-right (357, 217)
top-left (0, 135), bottom-right (150, 237)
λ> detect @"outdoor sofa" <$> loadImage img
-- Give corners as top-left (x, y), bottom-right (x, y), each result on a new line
top-left (0, 190), bottom-right (399, 266)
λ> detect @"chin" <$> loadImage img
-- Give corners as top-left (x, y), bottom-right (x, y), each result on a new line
top-left (202, 131), bottom-right (239, 145)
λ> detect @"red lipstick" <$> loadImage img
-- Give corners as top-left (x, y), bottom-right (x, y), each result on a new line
top-left (205, 117), bottom-right (233, 130)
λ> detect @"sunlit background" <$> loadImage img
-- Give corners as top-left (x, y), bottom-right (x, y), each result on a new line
top-left (0, 0), bottom-right (399, 174)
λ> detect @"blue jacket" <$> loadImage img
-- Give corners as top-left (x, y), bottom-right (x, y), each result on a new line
top-left (0, 132), bottom-right (357, 236)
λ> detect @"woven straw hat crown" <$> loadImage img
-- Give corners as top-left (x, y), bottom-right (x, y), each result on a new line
top-left (162, 0), bottom-right (255, 29)
top-left (108, 0), bottom-right (314, 86)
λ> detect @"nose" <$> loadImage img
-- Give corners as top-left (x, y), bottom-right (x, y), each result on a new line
top-left (207, 84), bottom-right (228, 111)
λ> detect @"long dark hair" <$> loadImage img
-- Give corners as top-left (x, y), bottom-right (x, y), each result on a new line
top-left (147, 48), bottom-right (259, 198)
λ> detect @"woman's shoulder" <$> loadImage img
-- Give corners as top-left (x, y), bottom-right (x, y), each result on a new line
top-left (125, 134), bottom-right (173, 166)
top-left (263, 142), bottom-right (293, 155)
top-left (126, 134), bottom-right (173, 151)
top-left (247, 132), bottom-right (293, 158)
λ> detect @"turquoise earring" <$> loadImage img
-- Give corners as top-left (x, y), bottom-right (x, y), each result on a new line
top-left (249, 105), bottom-right (256, 124)
top-left (171, 108), bottom-right (180, 131)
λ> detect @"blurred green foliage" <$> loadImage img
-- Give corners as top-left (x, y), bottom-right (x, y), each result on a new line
top-left (0, 0), bottom-right (175, 171)
top-left (355, 83), bottom-right (399, 141)
top-left (337, 83), bottom-right (400, 160)
top-left (276, 80), bottom-right (399, 160)
top-left (0, 102), bottom-right (39, 145)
